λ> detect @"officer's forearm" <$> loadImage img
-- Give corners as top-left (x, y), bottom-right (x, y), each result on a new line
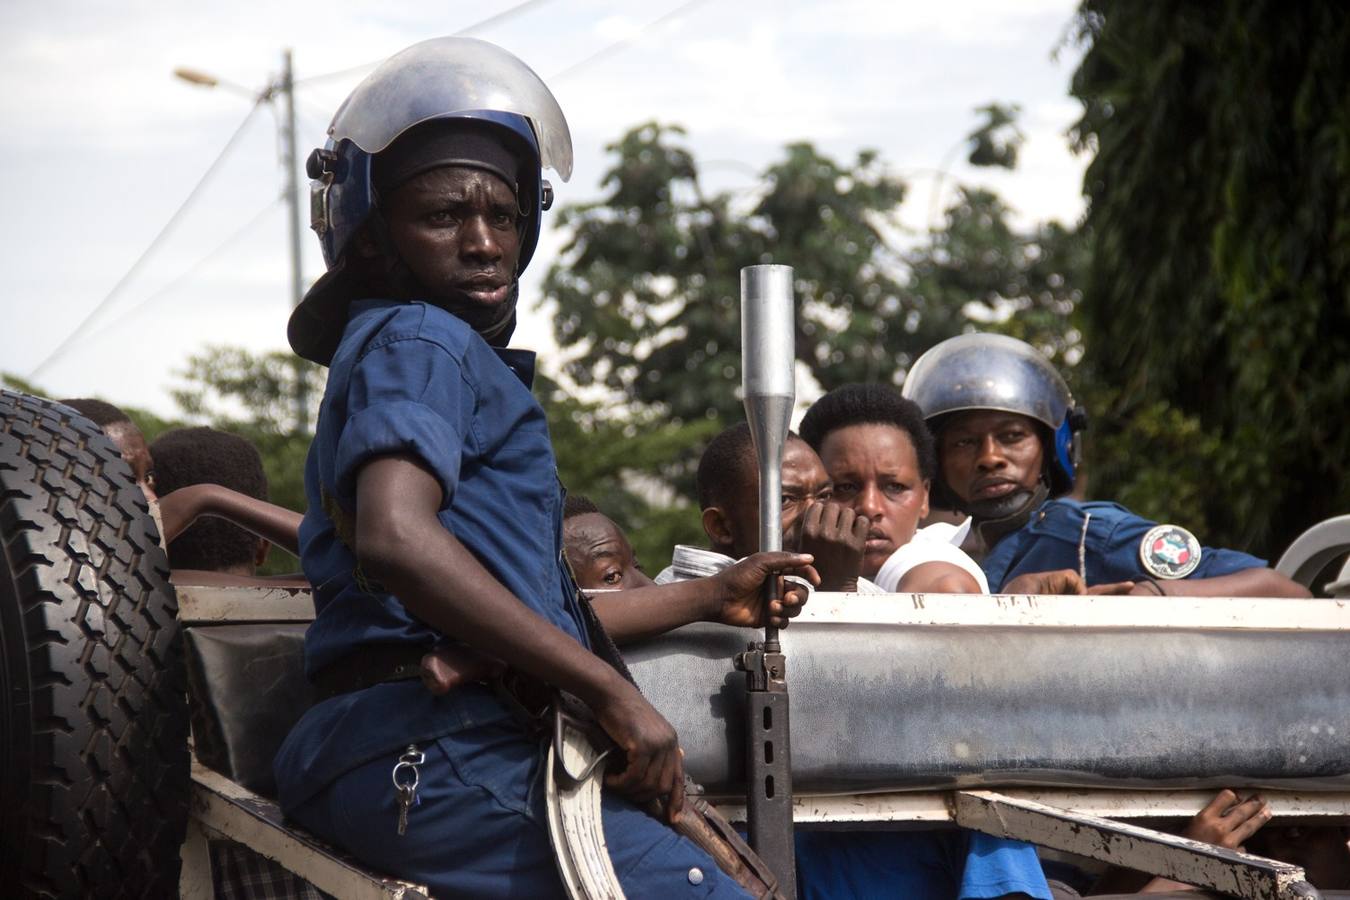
top-left (1132, 568), bottom-right (1312, 598)
top-left (354, 454), bottom-right (627, 706)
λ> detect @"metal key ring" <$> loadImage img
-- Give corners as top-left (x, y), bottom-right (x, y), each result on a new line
top-left (391, 745), bottom-right (425, 791)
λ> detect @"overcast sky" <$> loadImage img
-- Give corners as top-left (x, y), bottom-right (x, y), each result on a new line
top-left (2, 0), bottom-right (1088, 417)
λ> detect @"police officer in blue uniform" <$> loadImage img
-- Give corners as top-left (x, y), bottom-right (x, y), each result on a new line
top-left (274, 37), bottom-right (810, 898)
top-left (902, 333), bottom-right (1310, 597)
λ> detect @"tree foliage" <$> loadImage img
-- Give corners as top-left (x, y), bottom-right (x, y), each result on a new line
top-left (1070, 0), bottom-right (1350, 555)
top-left (543, 120), bottom-right (1088, 545)
top-left (539, 374), bottom-right (717, 570)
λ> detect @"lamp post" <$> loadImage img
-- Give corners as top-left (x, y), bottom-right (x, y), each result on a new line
top-left (175, 50), bottom-right (309, 433)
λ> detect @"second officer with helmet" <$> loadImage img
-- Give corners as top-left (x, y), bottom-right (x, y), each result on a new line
top-left (902, 333), bottom-right (1309, 597)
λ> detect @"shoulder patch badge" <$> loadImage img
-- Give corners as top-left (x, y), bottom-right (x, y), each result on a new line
top-left (1139, 524), bottom-right (1202, 579)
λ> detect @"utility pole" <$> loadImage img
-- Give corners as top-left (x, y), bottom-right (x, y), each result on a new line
top-left (280, 49), bottom-right (309, 433)
top-left (174, 50), bottom-right (312, 433)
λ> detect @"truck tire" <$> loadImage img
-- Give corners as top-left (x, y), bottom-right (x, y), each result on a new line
top-left (0, 390), bottom-right (189, 898)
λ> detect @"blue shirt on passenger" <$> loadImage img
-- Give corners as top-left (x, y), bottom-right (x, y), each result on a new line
top-left (982, 498), bottom-right (1266, 592)
top-left (795, 830), bottom-right (1052, 900)
top-left (275, 299), bottom-right (589, 811)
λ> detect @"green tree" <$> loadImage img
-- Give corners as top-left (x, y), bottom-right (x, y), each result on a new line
top-left (545, 122), bottom-right (915, 426)
top-left (1070, 0), bottom-right (1350, 555)
top-left (539, 374), bottom-right (716, 570)
top-left (543, 119), bottom-right (1089, 536)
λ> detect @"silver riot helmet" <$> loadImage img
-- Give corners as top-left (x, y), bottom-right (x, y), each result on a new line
top-left (289, 37), bottom-right (573, 365)
top-left (901, 333), bottom-right (1086, 496)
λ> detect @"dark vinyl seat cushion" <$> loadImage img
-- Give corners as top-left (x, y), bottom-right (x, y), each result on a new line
top-left (185, 623), bottom-right (313, 797)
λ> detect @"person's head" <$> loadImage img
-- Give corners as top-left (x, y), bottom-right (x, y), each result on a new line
top-left (562, 494), bottom-right (653, 590)
top-left (149, 427), bottom-right (269, 575)
top-left (695, 423), bottom-right (831, 560)
top-left (60, 398), bottom-right (155, 497)
top-left (289, 37), bottom-right (573, 365)
top-left (901, 333), bottom-right (1085, 521)
top-left (799, 384), bottom-right (936, 579)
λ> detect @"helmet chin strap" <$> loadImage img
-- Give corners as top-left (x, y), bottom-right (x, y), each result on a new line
top-left (365, 208), bottom-right (520, 347)
top-left (968, 481), bottom-right (1051, 552)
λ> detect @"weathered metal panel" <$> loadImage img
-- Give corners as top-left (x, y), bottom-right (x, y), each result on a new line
top-left (179, 587), bottom-right (1350, 796)
top-left (625, 594), bottom-right (1350, 794)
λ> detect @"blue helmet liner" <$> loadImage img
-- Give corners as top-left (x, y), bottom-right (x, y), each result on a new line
top-left (290, 37), bottom-right (572, 366)
top-left (309, 109), bottom-right (549, 273)
top-left (901, 332), bottom-right (1085, 493)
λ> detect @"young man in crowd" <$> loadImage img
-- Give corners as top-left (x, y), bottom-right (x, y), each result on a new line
top-left (562, 494), bottom-right (654, 591)
top-left (657, 422), bottom-right (874, 592)
top-left (150, 426), bottom-right (279, 577)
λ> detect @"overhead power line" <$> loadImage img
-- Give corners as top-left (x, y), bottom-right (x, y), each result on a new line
top-left (550, 0), bottom-right (712, 82)
top-left (81, 199), bottom-right (283, 346)
top-left (29, 101), bottom-right (264, 379)
top-left (295, 0), bottom-right (558, 87)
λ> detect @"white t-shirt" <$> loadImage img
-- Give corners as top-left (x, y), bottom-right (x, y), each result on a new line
top-left (872, 519), bottom-right (990, 593)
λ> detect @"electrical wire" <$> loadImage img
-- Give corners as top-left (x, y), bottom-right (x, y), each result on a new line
top-left (295, 0), bottom-right (558, 87)
top-left (549, 0), bottom-right (712, 82)
top-left (80, 199), bottom-right (284, 346)
top-left (29, 101), bottom-right (265, 379)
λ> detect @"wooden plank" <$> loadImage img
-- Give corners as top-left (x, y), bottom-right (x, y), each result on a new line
top-left (177, 584), bottom-right (316, 624)
top-left (189, 761), bottom-right (431, 900)
top-left (953, 790), bottom-right (1313, 900)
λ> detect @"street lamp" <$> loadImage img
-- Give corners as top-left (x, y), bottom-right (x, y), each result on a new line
top-left (174, 50), bottom-right (310, 433)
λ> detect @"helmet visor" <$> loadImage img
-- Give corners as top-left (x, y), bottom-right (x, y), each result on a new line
top-left (328, 36), bottom-right (573, 181)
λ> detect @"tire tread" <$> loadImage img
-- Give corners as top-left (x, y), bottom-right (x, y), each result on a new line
top-left (0, 390), bottom-right (189, 899)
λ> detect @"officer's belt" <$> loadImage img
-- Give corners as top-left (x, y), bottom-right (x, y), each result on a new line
top-left (311, 644), bottom-right (555, 730)
top-left (312, 644), bottom-right (424, 701)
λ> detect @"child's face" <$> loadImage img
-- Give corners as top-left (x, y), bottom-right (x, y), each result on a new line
top-left (382, 166), bottom-right (523, 313)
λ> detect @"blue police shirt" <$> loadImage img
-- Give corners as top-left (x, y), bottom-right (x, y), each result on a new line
top-left (274, 298), bottom-right (589, 812)
top-left (982, 498), bottom-right (1266, 592)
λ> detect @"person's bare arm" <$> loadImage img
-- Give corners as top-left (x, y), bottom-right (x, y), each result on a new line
top-left (158, 483), bottom-right (303, 556)
top-left (898, 561), bottom-right (981, 593)
top-left (589, 552), bottom-right (816, 645)
top-left (1130, 568), bottom-right (1311, 598)
top-left (355, 453), bottom-right (685, 819)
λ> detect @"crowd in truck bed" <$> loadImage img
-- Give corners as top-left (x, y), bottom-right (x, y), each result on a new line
top-left (55, 33), bottom-right (1346, 900)
top-left (62, 330), bottom-right (1348, 897)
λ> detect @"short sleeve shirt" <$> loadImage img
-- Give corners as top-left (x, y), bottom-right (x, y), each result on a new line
top-left (275, 299), bottom-right (589, 809)
top-left (981, 498), bottom-right (1266, 592)
top-left (873, 521), bottom-right (990, 593)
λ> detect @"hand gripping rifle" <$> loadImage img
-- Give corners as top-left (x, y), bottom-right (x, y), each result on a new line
top-left (735, 264), bottom-right (797, 898)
